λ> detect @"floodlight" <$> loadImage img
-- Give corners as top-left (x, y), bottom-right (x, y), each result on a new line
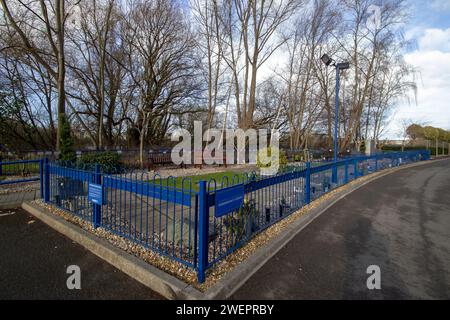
top-left (321, 54), bottom-right (334, 66)
top-left (337, 62), bottom-right (350, 70)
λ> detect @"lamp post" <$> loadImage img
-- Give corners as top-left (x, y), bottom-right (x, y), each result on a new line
top-left (321, 54), bottom-right (350, 183)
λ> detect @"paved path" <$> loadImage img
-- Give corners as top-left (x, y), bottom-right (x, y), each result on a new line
top-left (232, 159), bottom-right (450, 300)
top-left (0, 208), bottom-right (163, 299)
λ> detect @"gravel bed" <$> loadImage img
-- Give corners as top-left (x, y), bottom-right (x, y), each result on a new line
top-left (0, 180), bottom-right (40, 195)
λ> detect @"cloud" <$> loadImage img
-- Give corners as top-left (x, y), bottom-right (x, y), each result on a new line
top-left (431, 0), bottom-right (450, 12)
top-left (418, 28), bottom-right (450, 52)
top-left (386, 27), bottom-right (450, 138)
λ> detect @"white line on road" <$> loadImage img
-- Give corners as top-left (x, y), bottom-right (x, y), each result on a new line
top-left (0, 212), bottom-right (16, 217)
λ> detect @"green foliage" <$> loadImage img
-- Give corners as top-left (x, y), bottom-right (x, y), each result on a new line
top-left (380, 145), bottom-right (423, 152)
top-left (406, 124), bottom-right (425, 140)
top-left (405, 124), bottom-right (450, 142)
top-left (59, 115), bottom-right (76, 163)
top-left (294, 154), bottom-right (302, 162)
top-left (256, 147), bottom-right (288, 170)
top-left (360, 141), bottom-right (366, 153)
top-left (226, 198), bottom-right (259, 244)
top-left (381, 145), bottom-right (447, 156)
top-left (79, 152), bottom-right (122, 172)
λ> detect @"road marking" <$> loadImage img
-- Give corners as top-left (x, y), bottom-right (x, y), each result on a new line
top-left (0, 211), bottom-right (16, 217)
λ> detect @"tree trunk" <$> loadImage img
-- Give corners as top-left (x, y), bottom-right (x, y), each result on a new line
top-left (55, 0), bottom-right (66, 151)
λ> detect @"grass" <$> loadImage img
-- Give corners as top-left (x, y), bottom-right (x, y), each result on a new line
top-left (150, 170), bottom-right (252, 192)
top-left (0, 163), bottom-right (40, 176)
top-left (148, 163), bottom-right (316, 192)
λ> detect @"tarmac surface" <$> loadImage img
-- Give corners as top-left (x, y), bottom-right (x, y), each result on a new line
top-left (232, 159), bottom-right (450, 300)
top-left (0, 208), bottom-right (163, 300)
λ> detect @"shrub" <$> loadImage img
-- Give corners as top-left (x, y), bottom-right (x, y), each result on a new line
top-left (79, 152), bottom-right (122, 173)
top-left (225, 198), bottom-right (259, 244)
top-left (381, 145), bottom-right (446, 156)
top-left (256, 147), bottom-right (288, 171)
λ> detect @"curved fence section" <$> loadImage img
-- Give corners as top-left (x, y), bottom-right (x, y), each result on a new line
top-left (41, 150), bottom-right (431, 283)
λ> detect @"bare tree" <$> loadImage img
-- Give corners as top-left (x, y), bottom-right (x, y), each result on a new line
top-left (215, 0), bottom-right (303, 130)
top-left (0, 0), bottom-right (82, 150)
top-left (122, 0), bottom-right (199, 167)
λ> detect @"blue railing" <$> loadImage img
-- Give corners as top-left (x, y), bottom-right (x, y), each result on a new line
top-left (0, 159), bottom-right (43, 186)
top-left (41, 150), bottom-right (431, 283)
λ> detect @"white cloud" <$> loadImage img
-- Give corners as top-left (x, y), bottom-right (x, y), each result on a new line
top-left (386, 28), bottom-right (450, 138)
top-left (418, 28), bottom-right (450, 52)
top-left (431, 0), bottom-right (450, 12)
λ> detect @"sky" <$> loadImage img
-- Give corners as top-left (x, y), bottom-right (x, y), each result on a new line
top-left (183, 0), bottom-right (449, 139)
top-left (386, 0), bottom-right (450, 138)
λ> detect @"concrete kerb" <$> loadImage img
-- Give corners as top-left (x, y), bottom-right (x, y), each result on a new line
top-left (21, 158), bottom-right (449, 300)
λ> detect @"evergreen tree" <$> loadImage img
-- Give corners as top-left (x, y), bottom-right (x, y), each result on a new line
top-left (59, 114), bottom-right (76, 163)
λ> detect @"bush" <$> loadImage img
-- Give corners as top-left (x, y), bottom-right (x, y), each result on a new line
top-left (79, 152), bottom-right (122, 173)
top-left (225, 198), bottom-right (259, 244)
top-left (256, 147), bottom-right (288, 172)
top-left (380, 145), bottom-right (423, 152)
top-left (294, 154), bottom-right (303, 162)
top-left (381, 145), bottom-right (446, 156)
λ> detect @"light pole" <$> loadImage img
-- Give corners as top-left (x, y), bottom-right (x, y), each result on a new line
top-left (321, 54), bottom-right (350, 183)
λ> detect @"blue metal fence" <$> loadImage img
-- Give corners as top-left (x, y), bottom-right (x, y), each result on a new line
top-left (0, 159), bottom-right (43, 186)
top-left (41, 150), bottom-right (430, 283)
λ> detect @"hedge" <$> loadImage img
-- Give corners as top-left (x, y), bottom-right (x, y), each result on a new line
top-left (78, 152), bottom-right (122, 173)
top-left (381, 145), bottom-right (448, 156)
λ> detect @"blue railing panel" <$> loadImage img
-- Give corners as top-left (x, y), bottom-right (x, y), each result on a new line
top-left (0, 159), bottom-right (42, 185)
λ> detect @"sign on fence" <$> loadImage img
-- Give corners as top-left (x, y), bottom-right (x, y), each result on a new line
top-left (88, 183), bottom-right (104, 205)
top-left (215, 184), bottom-right (245, 218)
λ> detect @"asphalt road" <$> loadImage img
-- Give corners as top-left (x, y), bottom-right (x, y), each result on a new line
top-left (0, 208), bottom-right (163, 300)
top-left (232, 159), bottom-right (450, 300)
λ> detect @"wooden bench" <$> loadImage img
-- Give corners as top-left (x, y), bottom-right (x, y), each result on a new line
top-left (148, 153), bottom-right (181, 169)
top-left (148, 152), bottom-right (228, 169)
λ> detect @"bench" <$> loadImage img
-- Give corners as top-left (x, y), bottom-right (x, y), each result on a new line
top-left (148, 153), bottom-right (174, 169)
top-left (148, 152), bottom-right (228, 169)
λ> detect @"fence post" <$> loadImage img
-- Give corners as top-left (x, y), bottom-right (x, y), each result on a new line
top-left (354, 159), bottom-right (358, 179)
top-left (44, 158), bottom-right (50, 202)
top-left (93, 164), bottom-right (102, 229)
top-left (375, 155), bottom-right (378, 172)
top-left (344, 160), bottom-right (349, 184)
top-left (332, 163), bottom-right (338, 184)
top-left (39, 158), bottom-right (44, 199)
top-left (197, 180), bottom-right (209, 283)
top-left (305, 162), bottom-right (311, 205)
